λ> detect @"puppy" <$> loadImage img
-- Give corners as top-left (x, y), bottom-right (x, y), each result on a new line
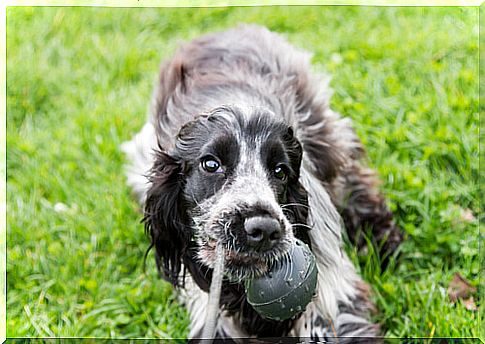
top-left (122, 24), bottom-right (402, 341)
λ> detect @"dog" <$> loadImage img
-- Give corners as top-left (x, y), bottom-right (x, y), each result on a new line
top-left (122, 25), bottom-right (403, 342)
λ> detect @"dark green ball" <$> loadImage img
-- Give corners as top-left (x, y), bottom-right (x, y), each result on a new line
top-left (245, 239), bottom-right (318, 321)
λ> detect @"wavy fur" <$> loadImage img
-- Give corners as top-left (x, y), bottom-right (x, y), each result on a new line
top-left (122, 25), bottom-right (402, 341)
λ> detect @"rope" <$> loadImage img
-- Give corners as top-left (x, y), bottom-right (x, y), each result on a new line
top-left (201, 243), bottom-right (225, 341)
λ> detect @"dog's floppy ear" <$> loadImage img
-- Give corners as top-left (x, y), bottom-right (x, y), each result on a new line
top-left (143, 148), bottom-right (188, 287)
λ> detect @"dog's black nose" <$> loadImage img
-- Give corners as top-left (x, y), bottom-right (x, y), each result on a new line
top-left (244, 216), bottom-right (282, 250)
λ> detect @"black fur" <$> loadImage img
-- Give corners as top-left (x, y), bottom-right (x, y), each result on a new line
top-left (143, 149), bottom-right (188, 286)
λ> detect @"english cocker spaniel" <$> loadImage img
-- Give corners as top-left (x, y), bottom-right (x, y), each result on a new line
top-left (122, 25), bottom-right (403, 342)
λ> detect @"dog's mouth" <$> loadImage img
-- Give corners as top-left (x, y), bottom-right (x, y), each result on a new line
top-left (199, 238), bottom-right (292, 281)
top-left (191, 203), bottom-right (295, 281)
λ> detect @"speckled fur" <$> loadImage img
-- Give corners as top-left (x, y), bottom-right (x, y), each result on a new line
top-left (122, 25), bottom-right (402, 341)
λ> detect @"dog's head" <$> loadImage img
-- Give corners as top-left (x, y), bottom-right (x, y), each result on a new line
top-left (144, 105), bottom-right (309, 285)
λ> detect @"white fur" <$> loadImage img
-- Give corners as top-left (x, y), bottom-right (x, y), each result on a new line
top-left (120, 122), bottom-right (157, 205)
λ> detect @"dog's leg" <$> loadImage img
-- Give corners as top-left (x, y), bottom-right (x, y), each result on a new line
top-left (292, 288), bottom-right (380, 343)
top-left (329, 162), bottom-right (403, 265)
top-left (331, 280), bottom-right (381, 343)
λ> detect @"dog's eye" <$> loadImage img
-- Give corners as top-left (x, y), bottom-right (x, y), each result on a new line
top-left (274, 165), bottom-right (287, 181)
top-left (201, 157), bottom-right (223, 173)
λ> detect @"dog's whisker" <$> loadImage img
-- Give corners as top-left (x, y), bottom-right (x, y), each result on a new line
top-left (280, 203), bottom-right (310, 209)
top-left (281, 208), bottom-right (293, 215)
top-left (290, 223), bottom-right (314, 230)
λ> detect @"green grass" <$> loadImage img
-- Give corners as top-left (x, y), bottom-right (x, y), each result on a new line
top-left (6, 5), bottom-right (480, 339)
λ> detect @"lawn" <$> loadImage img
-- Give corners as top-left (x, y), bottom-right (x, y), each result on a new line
top-left (6, 5), bottom-right (480, 339)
